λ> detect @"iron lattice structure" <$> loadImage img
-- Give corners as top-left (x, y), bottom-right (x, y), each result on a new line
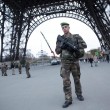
top-left (0, 0), bottom-right (110, 62)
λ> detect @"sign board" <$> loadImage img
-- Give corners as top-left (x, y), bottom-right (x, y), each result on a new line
top-left (95, 51), bottom-right (99, 56)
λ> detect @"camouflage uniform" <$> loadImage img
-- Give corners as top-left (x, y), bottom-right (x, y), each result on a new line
top-left (18, 63), bottom-right (22, 74)
top-left (4, 63), bottom-right (8, 76)
top-left (1, 63), bottom-right (5, 76)
top-left (55, 33), bottom-right (87, 102)
top-left (25, 61), bottom-right (31, 78)
top-left (1, 63), bottom-right (8, 76)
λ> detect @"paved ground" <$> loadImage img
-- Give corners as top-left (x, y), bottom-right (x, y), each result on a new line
top-left (0, 62), bottom-right (110, 110)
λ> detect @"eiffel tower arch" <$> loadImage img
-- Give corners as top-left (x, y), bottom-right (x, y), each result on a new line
top-left (0, 0), bottom-right (110, 62)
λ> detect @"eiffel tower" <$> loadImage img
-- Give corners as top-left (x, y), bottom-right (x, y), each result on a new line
top-left (0, 0), bottom-right (109, 62)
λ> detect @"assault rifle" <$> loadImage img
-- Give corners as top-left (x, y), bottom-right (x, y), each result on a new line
top-left (57, 35), bottom-right (78, 51)
top-left (57, 35), bottom-right (84, 58)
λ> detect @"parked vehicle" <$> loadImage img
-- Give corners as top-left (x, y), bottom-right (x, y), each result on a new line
top-left (50, 59), bottom-right (61, 65)
top-left (51, 59), bottom-right (58, 65)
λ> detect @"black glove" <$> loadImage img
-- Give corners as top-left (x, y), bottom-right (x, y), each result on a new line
top-left (61, 43), bottom-right (67, 49)
top-left (67, 46), bottom-right (74, 52)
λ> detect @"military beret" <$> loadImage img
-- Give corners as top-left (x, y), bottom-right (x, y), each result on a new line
top-left (60, 22), bottom-right (69, 26)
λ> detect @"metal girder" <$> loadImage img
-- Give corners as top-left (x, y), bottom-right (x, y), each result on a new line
top-left (84, 0), bottom-right (110, 50)
top-left (0, 0), bottom-right (110, 62)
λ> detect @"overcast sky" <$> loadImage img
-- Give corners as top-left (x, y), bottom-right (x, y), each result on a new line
top-left (27, 18), bottom-right (100, 57)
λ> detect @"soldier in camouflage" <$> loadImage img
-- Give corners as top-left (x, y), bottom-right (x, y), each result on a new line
top-left (11, 62), bottom-right (15, 75)
top-left (1, 63), bottom-right (8, 76)
top-left (4, 63), bottom-right (8, 76)
top-left (1, 63), bottom-right (4, 76)
top-left (1, 63), bottom-right (6, 76)
top-left (55, 22), bottom-right (87, 108)
top-left (18, 62), bottom-right (22, 74)
top-left (25, 60), bottom-right (31, 78)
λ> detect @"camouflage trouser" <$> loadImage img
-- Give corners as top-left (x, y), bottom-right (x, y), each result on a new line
top-left (4, 71), bottom-right (7, 76)
top-left (1, 71), bottom-right (4, 76)
top-left (26, 69), bottom-right (30, 77)
top-left (60, 61), bottom-right (82, 102)
top-left (19, 68), bottom-right (22, 74)
top-left (2, 69), bottom-right (7, 76)
top-left (12, 68), bottom-right (15, 75)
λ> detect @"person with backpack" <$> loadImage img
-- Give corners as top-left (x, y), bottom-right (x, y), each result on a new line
top-left (55, 22), bottom-right (87, 108)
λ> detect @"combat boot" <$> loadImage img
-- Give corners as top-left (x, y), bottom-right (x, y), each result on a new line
top-left (62, 101), bottom-right (72, 108)
top-left (27, 75), bottom-right (31, 78)
top-left (27, 76), bottom-right (31, 78)
top-left (77, 95), bottom-right (84, 101)
top-left (4, 73), bottom-right (7, 76)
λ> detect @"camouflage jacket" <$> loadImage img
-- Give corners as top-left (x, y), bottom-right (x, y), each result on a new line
top-left (55, 33), bottom-right (87, 61)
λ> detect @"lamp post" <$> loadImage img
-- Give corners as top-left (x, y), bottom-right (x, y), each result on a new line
top-left (41, 50), bottom-right (44, 65)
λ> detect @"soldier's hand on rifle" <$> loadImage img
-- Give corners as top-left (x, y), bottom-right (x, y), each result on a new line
top-left (61, 42), bottom-right (67, 49)
top-left (67, 46), bottom-right (74, 53)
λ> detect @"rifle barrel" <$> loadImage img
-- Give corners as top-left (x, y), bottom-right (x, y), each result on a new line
top-left (40, 32), bottom-right (56, 58)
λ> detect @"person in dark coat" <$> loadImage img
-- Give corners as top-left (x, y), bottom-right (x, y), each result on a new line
top-left (106, 54), bottom-right (109, 63)
top-left (11, 62), bottom-right (15, 75)
top-left (89, 57), bottom-right (94, 67)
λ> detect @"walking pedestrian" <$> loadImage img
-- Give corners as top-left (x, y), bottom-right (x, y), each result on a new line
top-left (1, 63), bottom-right (8, 76)
top-left (4, 63), bottom-right (8, 76)
top-left (18, 62), bottom-right (22, 74)
top-left (106, 54), bottom-right (109, 63)
top-left (1, 63), bottom-right (5, 76)
top-left (89, 57), bottom-right (94, 67)
top-left (11, 62), bottom-right (15, 75)
top-left (94, 55), bottom-right (98, 66)
top-left (25, 60), bottom-right (31, 78)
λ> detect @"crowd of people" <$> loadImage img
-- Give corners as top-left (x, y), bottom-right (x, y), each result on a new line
top-left (80, 54), bottom-right (110, 67)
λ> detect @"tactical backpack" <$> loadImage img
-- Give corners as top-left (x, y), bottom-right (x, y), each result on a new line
top-left (72, 34), bottom-right (85, 58)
